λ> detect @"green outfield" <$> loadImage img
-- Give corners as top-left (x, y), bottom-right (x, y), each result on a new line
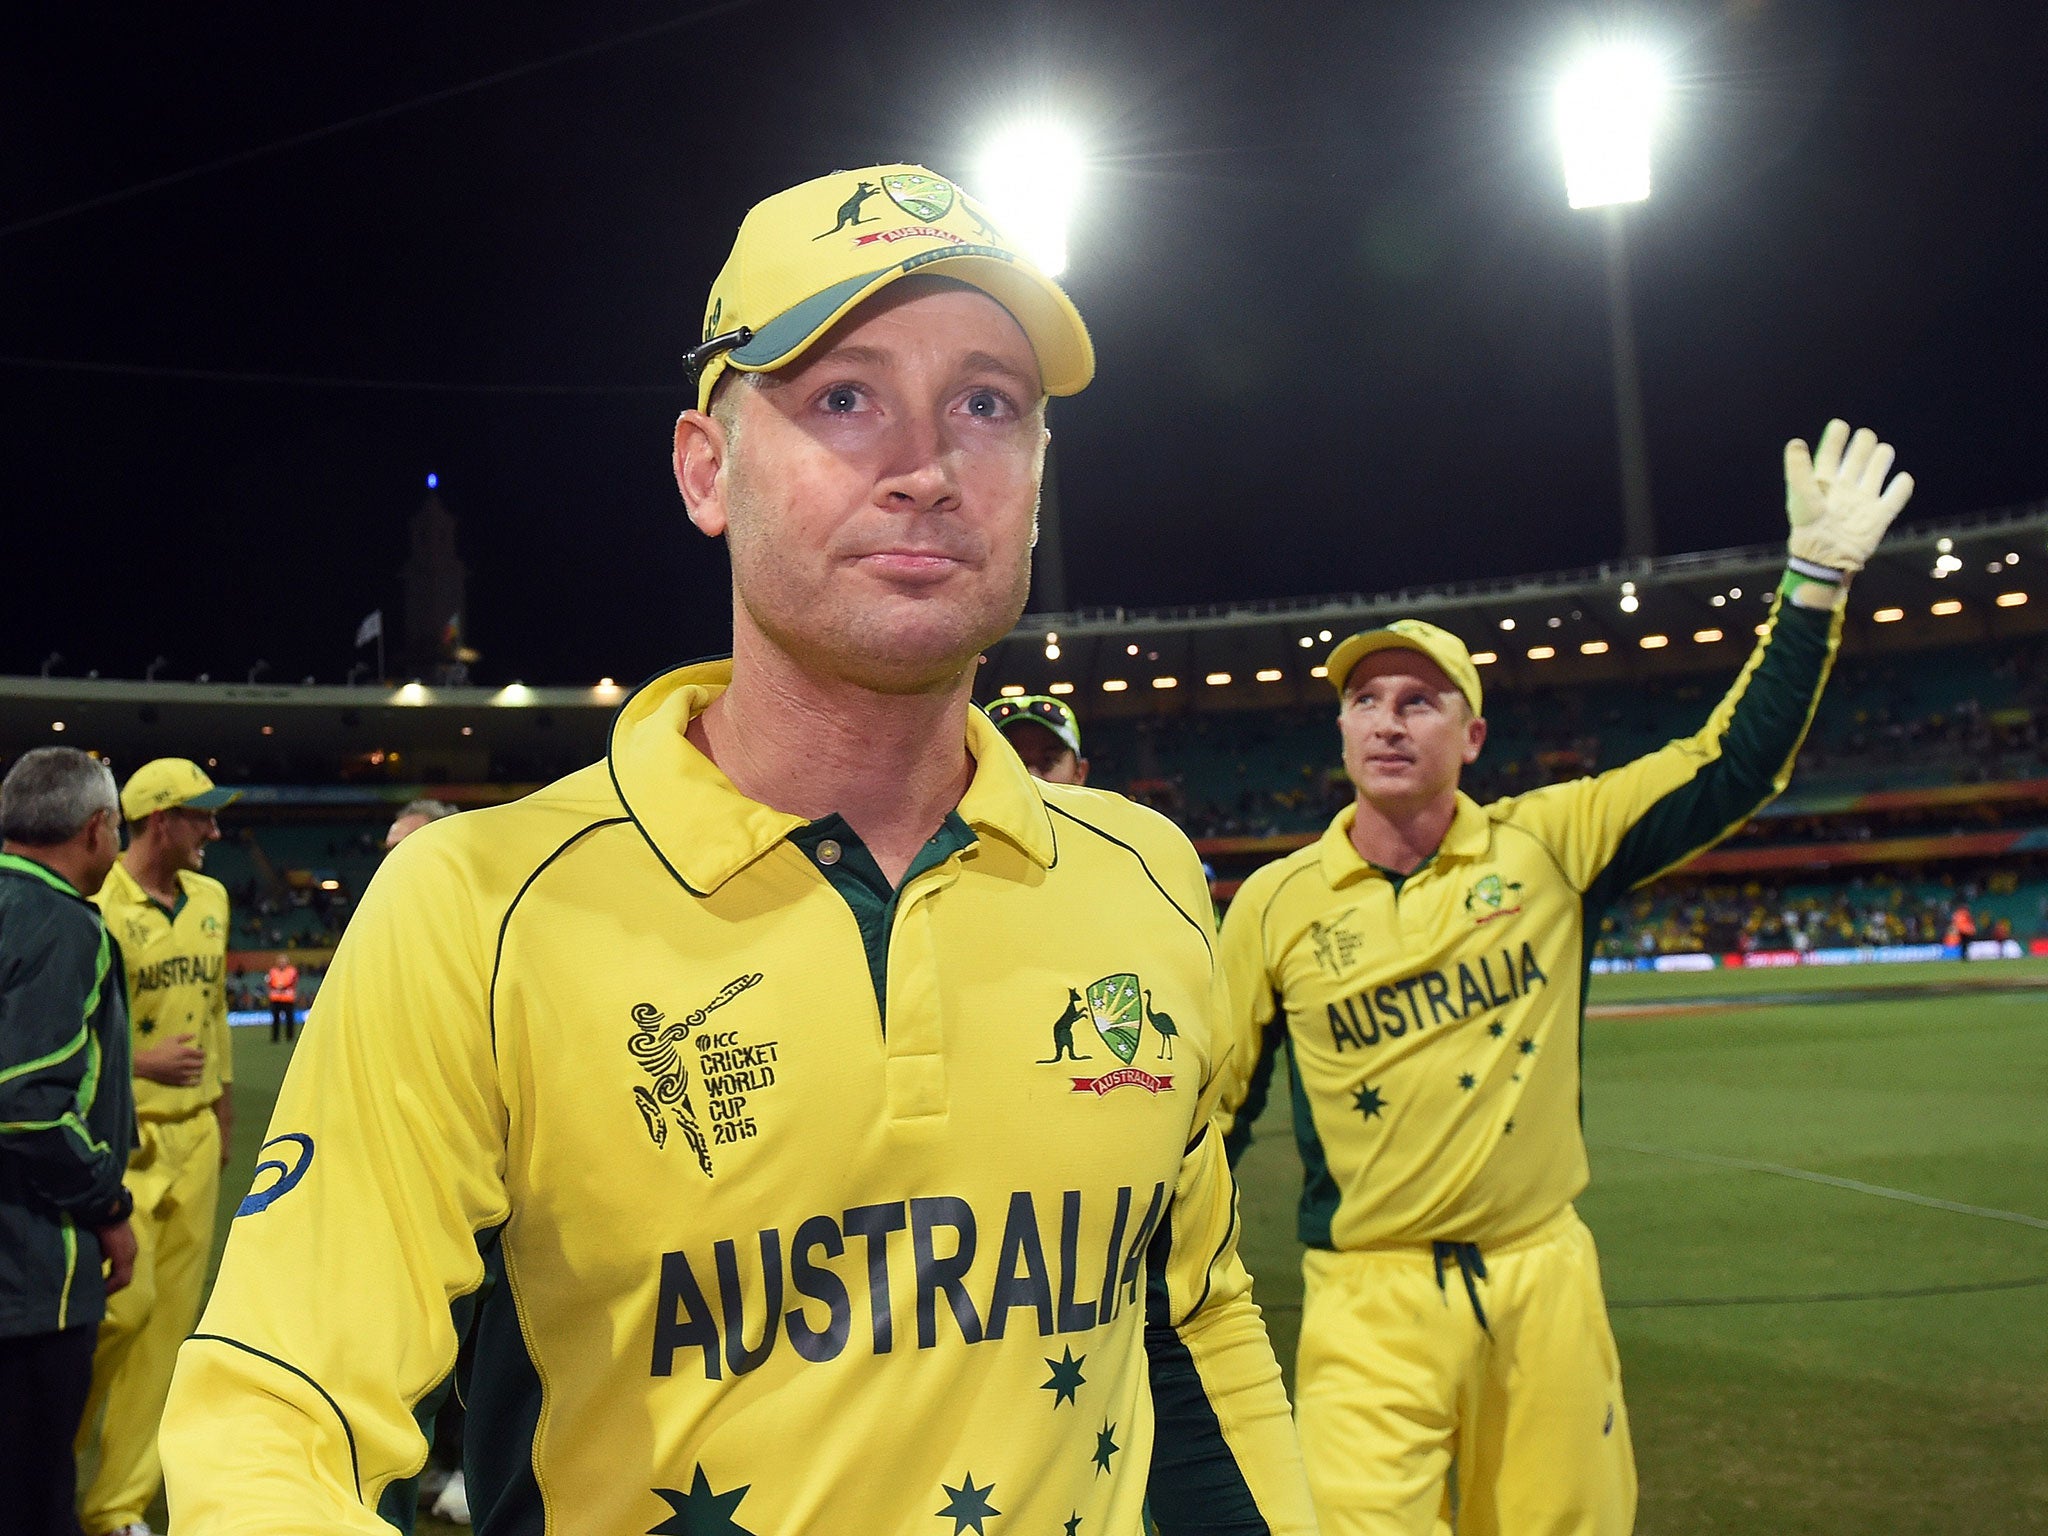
top-left (185, 962), bottom-right (2047, 1534)
top-left (1237, 958), bottom-right (2048, 1533)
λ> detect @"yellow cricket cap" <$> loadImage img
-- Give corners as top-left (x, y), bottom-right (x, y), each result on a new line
top-left (690, 165), bottom-right (1095, 412)
top-left (1325, 619), bottom-right (1483, 716)
top-left (119, 758), bottom-right (241, 821)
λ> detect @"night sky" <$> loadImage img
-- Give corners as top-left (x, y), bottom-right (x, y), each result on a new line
top-left (4, 1), bottom-right (2044, 686)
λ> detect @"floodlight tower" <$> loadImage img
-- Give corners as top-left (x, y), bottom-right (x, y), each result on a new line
top-left (978, 122), bottom-right (1084, 611)
top-left (1557, 43), bottom-right (1665, 560)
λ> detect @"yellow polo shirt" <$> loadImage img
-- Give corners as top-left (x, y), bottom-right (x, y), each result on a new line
top-left (162, 660), bottom-right (1314, 1536)
top-left (1218, 584), bottom-right (1841, 1251)
top-left (94, 860), bottom-right (232, 1121)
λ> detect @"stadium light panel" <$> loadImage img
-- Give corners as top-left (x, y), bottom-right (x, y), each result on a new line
top-left (598, 677), bottom-right (617, 689)
top-left (460, 726), bottom-right (474, 736)
top-left (1710, 595), bottom-right (1725, 607)
top-left (1693, 628), bottom-right (1723, 643)
top-left (1049, 681), bottom-right (1075, 695)
top-left (2006, 552), bottom-right (2020, 564)
top-left (1499, 618), bottom-right (1516, 631)
top-left (1309, 665), bottom-right (1329, 678)
top-left (1044, 643), bottom-right (1061, 660)
top-left (1580, 640), bottom-right (1609, 655)
top-left (1753, 623), bottom-right (1767, 636)
top-left (319, 879), bottom-right (341, 892)
top-left (396, 682), bottom-right (428, 704)
top-left (1152, 676), bottom-right (1178, 689)
top-left (1937, 537), bottom-right (1954, 553)
top-left (1102, 679), bottom-right (1128, 692)
top-left (1556, 42), bottom-right (1665, 209)
top-left (1873, 607), bottom-right (1904, 623)
top-left (1045, 631), bottom-right (1058, 643)
top-left (1317, 630), bottom-right (1332, 642)
top-left (976, 120), bottom-right (1084, 276)
top-left (1527, 646), bottom-right (1557, 660)
top-left (1639, 633), bottom-right (1669, 649)
top-left (1206, 672), bottom-right (1232, 686)
top-left (999, 684), bottom-right (1026, 697)
top-left (1931, 600), bottom-right (1963, 616)
top-left (1126, 644), bottom-right (1139, 656)
top-left (1729, 587), bottom-right (1741, 600)
top-left (50, 719), bottom-right (64, 732)
top-left (1470, 651), bottom-right (1498, 666)
top-left (1298, 636), bottom-right (1314, 648)
top-left (1255, 668), bottom-right (1284, 683)
top-left (1619, 594), bottom-right (1639, 613)
top-left (1996, 591), bottom-right (2028, 608)
top-left (494, 684), bottom-right (534, 706)
top-left (261, 725), bottom-right (275, 735)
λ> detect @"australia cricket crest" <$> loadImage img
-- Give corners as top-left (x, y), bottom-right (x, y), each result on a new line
top-left (1041, 972), bottom-right (1175, 1096)
top-left (883, 171), bottom-right (954, 222)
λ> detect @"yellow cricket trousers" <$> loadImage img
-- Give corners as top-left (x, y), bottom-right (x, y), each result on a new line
top-left (1295, 1206), bottom-right (1636, 1536)
top-left (76, 1109), bottom-right (221, 1534)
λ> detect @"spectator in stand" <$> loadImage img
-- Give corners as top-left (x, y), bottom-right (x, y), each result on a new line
top-left (265, 955), bottom-right (299, 1044)
top-left (381, 798), bottom-right (457, 853)
top-left (0, 748), bottom-right (137, 1536)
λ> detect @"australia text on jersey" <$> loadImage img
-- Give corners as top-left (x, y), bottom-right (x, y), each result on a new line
top-left (652, 1180), bottom-right (1169, 1380)
top-left (1322, 941), bottom-right (1548, 1051)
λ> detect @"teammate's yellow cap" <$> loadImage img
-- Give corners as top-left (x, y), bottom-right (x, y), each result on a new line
top-left (690, 165), bottom-right (1095, 412)
top-left (1325, 619), bottom-right (1483, 716)
top-left (119, 757), bottom-right (241, 821)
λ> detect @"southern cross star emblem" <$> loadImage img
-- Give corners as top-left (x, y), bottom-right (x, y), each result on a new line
top-left (1352, 1083), bottom-right (1387, 1121)
top-left (1458, 1072), bottom-right (1476, 1091)
top-left (936, 1473), bottom-right (1000, 1535)
top-left (1518, 1038), bottom-right (1537, 1056)
top-left (1488, 1022), bottom-right (1506, 1038)
top-left (1043, 1346), bottom-right (1086, 1408)
top-left (1092, 1421), bottom-right (1120, 1476)
top-left (648, 1468), bottom-right (754, 1535)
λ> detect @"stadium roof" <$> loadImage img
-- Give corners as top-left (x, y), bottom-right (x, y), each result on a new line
top-left (985, 503), bottom-right (2048, 711)
top-left (4, 503), bottom-right (2043, 774)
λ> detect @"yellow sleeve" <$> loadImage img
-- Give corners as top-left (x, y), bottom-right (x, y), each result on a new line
top-left (160, 829), bottom-right (507, 1532)
top-left (1145, 948), bottom-right (1318, 1534)
top-left (1493, 578), bottom-right (1842, 897)
top-left (1214, 865), bottom-right (1288, 1165)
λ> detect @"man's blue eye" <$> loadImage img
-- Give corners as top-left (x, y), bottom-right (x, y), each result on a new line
top-left (966, 390), bottom-right (1006, 417)
top-left (824, 386), bottom-right (860, 412)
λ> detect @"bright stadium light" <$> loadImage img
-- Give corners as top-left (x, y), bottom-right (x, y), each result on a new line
top-left (1049, 681), bottom-right (1075, 694)
top-left (976, 121), bottom-right (1084, 276)
top-left (1556, 43), bottom-right (1665, 209)
top-left (999, 684), bottom-right (1026, 697)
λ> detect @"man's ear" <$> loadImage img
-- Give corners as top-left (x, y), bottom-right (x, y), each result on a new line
top-left (674, 410), bottom-right (730, 537)
top-left (1463, 713), bottom-right (1488, 765)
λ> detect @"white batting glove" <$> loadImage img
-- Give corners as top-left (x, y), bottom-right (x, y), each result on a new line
top-left (1784, 419), bottom-right (1915, 577)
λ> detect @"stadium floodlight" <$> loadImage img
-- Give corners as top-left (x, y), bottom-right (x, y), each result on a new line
top-left (1555, 43), bottom-right (1665, 209)
top-left (976, 120), bottom-right (1084, 276)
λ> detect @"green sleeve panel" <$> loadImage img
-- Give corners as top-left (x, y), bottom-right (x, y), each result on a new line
top-left (1585, 583), bottom-right (1840, 909)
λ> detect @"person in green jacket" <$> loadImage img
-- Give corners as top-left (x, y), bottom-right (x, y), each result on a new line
top-left (0, 746), bottom-right (136, 1535)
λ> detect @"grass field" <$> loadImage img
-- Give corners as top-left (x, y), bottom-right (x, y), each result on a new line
top-left (179, 961), bottom-right (2047, 1533)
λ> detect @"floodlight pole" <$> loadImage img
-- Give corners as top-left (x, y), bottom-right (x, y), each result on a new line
top-left (1032, 433), bottom-right (1068, 613)
top-left (1602, 205), bottom-right (1655, 559)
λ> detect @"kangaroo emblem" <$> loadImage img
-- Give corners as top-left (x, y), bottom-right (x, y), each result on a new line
top-left (1143, 989), bottom-right (1179, 1060)
top-left (814, 180), bottom-right (881, 240)
top-left (1040, 987), bottom-right (1094, 1063)
top-left (962, 197), bottom-right (1001, 240)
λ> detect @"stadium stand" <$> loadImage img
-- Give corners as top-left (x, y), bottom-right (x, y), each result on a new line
top-left (5, 505), bottom-right (2044, 977)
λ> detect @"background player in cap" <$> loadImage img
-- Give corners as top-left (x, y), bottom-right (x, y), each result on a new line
top-left (1216, 421), bottom-right (1913, 1534)
top-left (79, 757), bottom-right (238, 1536)
top-left (986, 693), bottom-right (1090, 784)
top-left (163, 165), bottom-right (1314, 1535)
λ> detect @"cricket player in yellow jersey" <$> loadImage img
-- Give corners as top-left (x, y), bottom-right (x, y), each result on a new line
top-left (81, 757), bottom-right (239, 1536)
top-left (161, 166), bottom-right (1315, 1536)
top-left (1218, 421), bottom-right (1915, 1535)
